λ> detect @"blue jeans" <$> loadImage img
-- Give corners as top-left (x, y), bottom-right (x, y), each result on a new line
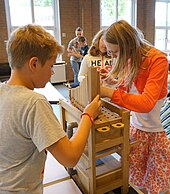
top-left (70, 60), bottom-right (80, 85)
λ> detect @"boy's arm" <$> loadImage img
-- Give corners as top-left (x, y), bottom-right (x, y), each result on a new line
top-left (47, 95), bottom-right (101, 168)
top-left (47, 115), bottom-right (92, 168)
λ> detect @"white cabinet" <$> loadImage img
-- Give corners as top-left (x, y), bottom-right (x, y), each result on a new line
top-left (50, 61), bottom-right (66, 83)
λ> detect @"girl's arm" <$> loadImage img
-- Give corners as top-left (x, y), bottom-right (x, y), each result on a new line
top-left (101, 55), bottom-right (168, 113)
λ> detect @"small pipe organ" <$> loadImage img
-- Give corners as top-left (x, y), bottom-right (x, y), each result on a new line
top-left (59, 66), bottom-right (130, 194)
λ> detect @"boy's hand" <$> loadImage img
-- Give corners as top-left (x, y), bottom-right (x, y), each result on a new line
top-left (84, 95), bottom-right (101, 120)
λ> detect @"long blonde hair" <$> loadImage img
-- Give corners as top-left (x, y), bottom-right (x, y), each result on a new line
top-left (7, 24), bottom-right (64, 69)
top-left (104, 20), bottom-right (153, 86)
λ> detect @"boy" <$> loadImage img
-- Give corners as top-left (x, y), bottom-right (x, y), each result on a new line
top-left (78, 36), bottom-right (89, 57)
top-left (0, 24), bottom-right (101, 194)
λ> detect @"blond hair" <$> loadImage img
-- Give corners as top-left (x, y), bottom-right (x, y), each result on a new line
top-left (104, 20), bottom-right (153, 86)
top-left (7, 24), bottom-right (64, 69)
top-left (89, 29), bottom-right (110, 57)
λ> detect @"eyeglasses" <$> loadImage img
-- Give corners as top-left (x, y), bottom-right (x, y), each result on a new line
top-left (107, 50), bottom-right (118, 58)
top-left (107, 50), bottom-right (112, 57)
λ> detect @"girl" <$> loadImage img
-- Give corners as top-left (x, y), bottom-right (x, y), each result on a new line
top-left (100, 20), bottom-right (170, 194)
top-left (78, 29), bottom-right (113, 82)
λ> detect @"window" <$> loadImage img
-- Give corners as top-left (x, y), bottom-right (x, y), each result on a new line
top-left (155, 0), bottom-right (170, 52)
top-left (100, 0), bottom-right (137, 28)
top-left (5, 0), bottom-right (61, 44)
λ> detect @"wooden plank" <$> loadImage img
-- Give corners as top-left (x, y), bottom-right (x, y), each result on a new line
top-left (121, 110), bottom-right (130, 194)
top-left (59, 99), bottom-right (82, 123)
top-left (96, 146), bottom-right (121, 159)
top-left (95, 137), bottom-right (124, 152)
top-left (88, 126), bottom-right (97, 194)
top-left (59, 105), bottom-right (67, 132)
top-left (87, 66), bottom-right (100, 102)
top-left (96, 179), bottom-right (123, 194)
top-left (96, 169), bottom-right (122, 187)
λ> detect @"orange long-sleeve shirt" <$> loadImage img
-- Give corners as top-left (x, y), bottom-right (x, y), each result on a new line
top-left (111, 48), bottom-right (168, 113)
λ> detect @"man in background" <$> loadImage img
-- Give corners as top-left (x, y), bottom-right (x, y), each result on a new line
top-left (67, 27), bottom-right (83, 88)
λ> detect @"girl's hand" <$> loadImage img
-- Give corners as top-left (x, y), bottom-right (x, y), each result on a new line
top-left (99, 68), bottom-right (117, 85)
top-left (103, 75), bottom-right (118, 85)
top-left (100, 86), bottom-right (114, 99)
top-left (99, 68), bottom-right (109, 80)
top-left (83, 95), bottom-right (101, 119)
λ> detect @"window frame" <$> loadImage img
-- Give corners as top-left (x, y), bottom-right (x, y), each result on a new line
top-left (155, 0), bottom-right (170, 52)
top-left (4, 0), bottom-right (61, 44)
top-left (100, 0), bottom-right (137, 29)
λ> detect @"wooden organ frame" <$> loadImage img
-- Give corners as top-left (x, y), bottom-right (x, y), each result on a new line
top-left (59, 66), bottom-right (131, 194)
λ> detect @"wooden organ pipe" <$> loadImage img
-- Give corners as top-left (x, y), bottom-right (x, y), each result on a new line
top-left (69, 66), bottom-right (100, 111)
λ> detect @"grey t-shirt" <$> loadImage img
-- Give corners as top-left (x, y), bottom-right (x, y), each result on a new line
top-left (68, 37), bottom-right (82, 62)
top-left (0, 83), bottom-right (66, 194)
